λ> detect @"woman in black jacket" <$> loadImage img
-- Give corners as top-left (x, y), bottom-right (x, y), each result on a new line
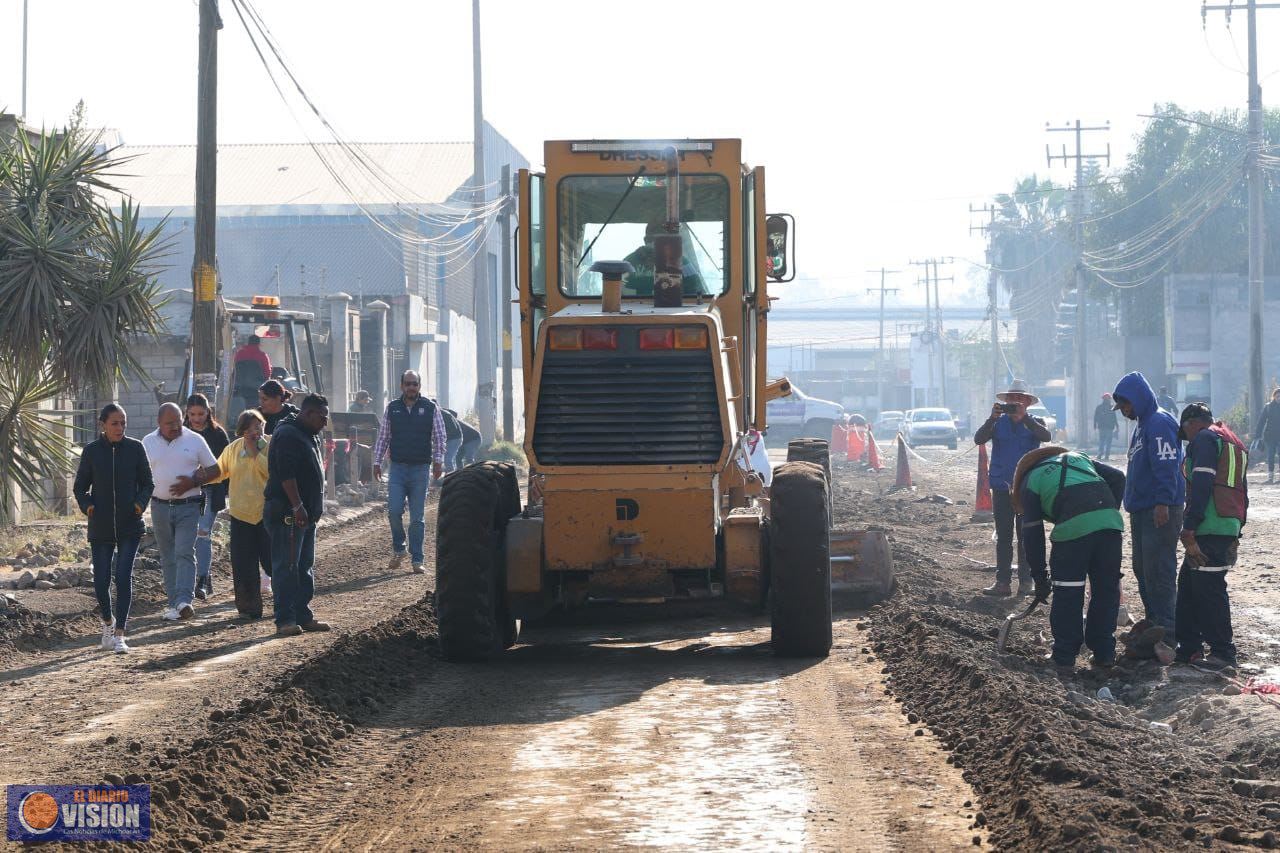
top-left (256, 379), bottom-right (300, 436)
top-left (73, 404), bottom-right (154, 654)
top-left (185, 393), bottom-right (229, 599)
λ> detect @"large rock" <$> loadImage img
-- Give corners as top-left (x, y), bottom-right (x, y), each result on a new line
top-left (16, 571), bottom-right (35, 590)
top-left (33, 579), bottom-right (55, 590)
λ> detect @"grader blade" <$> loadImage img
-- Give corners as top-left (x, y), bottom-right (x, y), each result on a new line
top-left (829, 529), bottom-right (895, 606)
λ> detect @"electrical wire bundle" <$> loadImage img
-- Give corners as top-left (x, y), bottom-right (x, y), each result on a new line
top-left (226, 0), bottom-right (504, 273)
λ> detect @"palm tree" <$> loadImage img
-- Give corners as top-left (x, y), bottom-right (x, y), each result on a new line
top-left (0, 118), bottom-right (170, 518)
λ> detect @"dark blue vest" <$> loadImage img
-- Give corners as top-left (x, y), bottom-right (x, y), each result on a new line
top-left (387, 397), bottom-right (436, 465)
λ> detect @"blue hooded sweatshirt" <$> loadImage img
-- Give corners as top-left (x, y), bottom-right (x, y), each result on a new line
top-left (1113, 371), bottom-right (1186, 512)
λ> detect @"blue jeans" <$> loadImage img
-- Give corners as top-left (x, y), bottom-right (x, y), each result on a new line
top-left (151, 500), bottom-right (200, 609)
top-left (265, 504), bottom-right (316, 628)
top-left (1129, 506), bottom-right (1183, 638)
top-left (387, 461), bottom-right (430, 564)
top-left (1049, 530), bottom-right (1122, 665)
top-left (1097, 430), bottom-right (1114, 460)
top-left (195, 498), bottom-right (219, 580)
top-left (91, 538), bottom-right (140, 631)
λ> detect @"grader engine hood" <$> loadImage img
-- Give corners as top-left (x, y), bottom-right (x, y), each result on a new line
top-left (524, 307), bottom-right (739, 589)
top-left (526, 307), bottom-right (736, 471)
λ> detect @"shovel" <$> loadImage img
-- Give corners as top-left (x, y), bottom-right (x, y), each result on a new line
top-left (996, 597), bottom-right (1043, 653)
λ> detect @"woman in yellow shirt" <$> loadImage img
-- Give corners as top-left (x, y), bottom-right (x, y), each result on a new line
top-left (179, 409), bottom-right (272, 619)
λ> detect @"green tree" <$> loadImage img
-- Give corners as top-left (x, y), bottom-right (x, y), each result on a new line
top-left (0, 117), bottom-right (169, 515)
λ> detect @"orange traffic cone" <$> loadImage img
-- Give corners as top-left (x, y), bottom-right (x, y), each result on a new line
top-left (846, 425), bottom-right (866, 462)
top-left (971, 443), bottom-right (994, 522)
top-left (890, 434), bottom-right (913, 491)
top-left (830, 422), bottom-right (848, 456)
top-left (866, 431), bottom-right (884, 471)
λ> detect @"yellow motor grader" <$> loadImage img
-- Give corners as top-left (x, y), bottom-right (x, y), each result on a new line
top-left (434, 139), bottom-right (892, 661)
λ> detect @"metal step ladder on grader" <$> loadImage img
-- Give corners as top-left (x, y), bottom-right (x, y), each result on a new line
top-left (434, 139), bottom-right (894, 661)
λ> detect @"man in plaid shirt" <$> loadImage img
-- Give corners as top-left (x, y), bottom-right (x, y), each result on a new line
top-left (373, 370), bottom-right (446, 575)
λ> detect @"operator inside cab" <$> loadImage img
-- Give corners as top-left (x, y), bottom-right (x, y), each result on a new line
top-left (619, 221), bottom-right (708, 298)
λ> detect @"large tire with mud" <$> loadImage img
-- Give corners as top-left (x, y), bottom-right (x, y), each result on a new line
top-left (786, 438), bottom-right (832, 524)
top-left (768, 461), bottom-right (833, 657)
top-left (435, 463), bottom-right (520, 661)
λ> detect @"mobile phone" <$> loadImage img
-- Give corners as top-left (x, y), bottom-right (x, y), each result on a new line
top-left (1000, 402), bottom-right (1019, 414)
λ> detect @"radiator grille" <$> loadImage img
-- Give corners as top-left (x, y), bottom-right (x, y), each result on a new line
top-left (533, 350), bottom-right (724, 465)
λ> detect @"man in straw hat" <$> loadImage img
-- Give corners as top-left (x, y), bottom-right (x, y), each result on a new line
top-left (1012, 445), bottom-right (1127, 675)
top-left (974, 379), bottom-right (1052, 597)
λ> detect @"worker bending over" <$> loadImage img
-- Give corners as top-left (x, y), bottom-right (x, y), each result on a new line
top-left (1013, 446), bottom-right (1127, 674)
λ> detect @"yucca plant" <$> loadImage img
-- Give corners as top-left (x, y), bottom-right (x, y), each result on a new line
top-left (0, 116), bottom-right (171, 519)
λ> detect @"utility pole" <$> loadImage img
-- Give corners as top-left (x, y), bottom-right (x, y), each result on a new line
top-left (471, 0), bottom-right (495, 445)
top-left (191, 0), bottom-right (223, 398)
top-left (500, 164), bottom-right (514, 442)
top-left (932, 259), bottom-right (955, 409)
top-left (866, 268), bottom-right (901, 414)
top-left (21, 0), bottom-right (29, 120)
top-left (971, 204), bottom-right (1002, 400)
top-left (1204, 0), bottom-right (1279, 431)
top-left (910, 258), bottom-right (952, 407)
top-left (909, 260), bottom-right (935, 406)
top-left (1047, 119), bottom-right (1109, 446)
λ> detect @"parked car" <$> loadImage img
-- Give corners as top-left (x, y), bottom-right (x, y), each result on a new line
top-left (873, 410), bottom-right (905, 439)
top-left (903, 407), bottom-right (959, 449)
top-left (766, 382), bottom-right (845, 438)
top-left (1026, 404), bottom-right (1057, 434)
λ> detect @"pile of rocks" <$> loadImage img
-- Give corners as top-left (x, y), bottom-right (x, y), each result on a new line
top-left (4, 565), bottom-right (93, 591)
top-left (336, 484), bottom-right (368, 507)
top-left (0, 540), bottom-right (86, 571)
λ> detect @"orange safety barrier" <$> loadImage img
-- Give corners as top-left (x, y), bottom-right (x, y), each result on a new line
top-left (971, 443), bottom-right (994, 521)
top-left (830, 423), bottom-right (848, 455)
top-left (866, 431), bottom-right (884, 471)
top-left (846, 425), bottom-right (866, 462)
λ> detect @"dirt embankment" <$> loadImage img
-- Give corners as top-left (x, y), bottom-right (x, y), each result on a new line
top-left (837, 447), bottom-right (1280, 850)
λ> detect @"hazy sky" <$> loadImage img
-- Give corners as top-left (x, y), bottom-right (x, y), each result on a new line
top-left (2, 0), bottom-right (1275, 307)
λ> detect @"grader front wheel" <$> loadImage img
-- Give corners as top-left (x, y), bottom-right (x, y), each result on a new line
top-left (435, 463), bottom-right (520, 661)
top-left (768, 461), bottom-right (833, 658)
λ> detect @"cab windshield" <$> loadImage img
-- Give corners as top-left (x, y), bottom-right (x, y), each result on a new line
top-left (557, 173), bottom-right (729, 298)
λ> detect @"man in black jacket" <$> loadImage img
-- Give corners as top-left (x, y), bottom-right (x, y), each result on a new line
top-left (264, 394), bottom-right (331, 637)
top-left (1254, 388), bottom-right (1280, 483)
top-left (1095, 393), bottom-right (1119, 460)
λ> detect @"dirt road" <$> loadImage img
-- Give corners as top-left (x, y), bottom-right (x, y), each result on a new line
top-left (230, 615), bottom-right (982, 852)
top-left (2, 489), bottom-right (984, 851)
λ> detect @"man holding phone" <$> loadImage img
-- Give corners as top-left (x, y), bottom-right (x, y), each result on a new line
top-left (973, 379), bottom-right (1052, 597)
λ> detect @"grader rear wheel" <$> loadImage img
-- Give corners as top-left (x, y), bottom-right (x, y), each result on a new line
top-left (768, 461), bottom-right (833, 658)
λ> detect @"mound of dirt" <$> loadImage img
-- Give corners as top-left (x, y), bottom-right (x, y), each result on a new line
top-left (868, 565), bottom-right (1280, 850)
top-left (114, 596), bottom-right (438, 851)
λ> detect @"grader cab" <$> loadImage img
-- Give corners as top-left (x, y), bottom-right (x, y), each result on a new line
top-left (434, 139), bottom-right (892, 661)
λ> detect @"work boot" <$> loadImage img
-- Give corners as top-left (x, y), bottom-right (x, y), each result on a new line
top-left (1089, 653), bottom-right (1116, 669)
top-left (982, 581), bottom-right (1013, 597)
top-left (1045, 653), bottom-right (1075, 679)
top-left (1015, 579), bottom-right (1033, 598)
top-left (299, 620), bottom-right (331, 633)
top-left (275, 623), bottom-right (303, 638)
top-left (1201, 654), bottom-right (1238, 673)
top-left (387, 553), bottom-right (405, 572)
top-left (1153, 640), bottom-right (1176, 666)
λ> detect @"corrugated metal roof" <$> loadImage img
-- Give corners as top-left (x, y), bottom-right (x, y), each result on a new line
top-left (104, 141), bottom-right (476, 212)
